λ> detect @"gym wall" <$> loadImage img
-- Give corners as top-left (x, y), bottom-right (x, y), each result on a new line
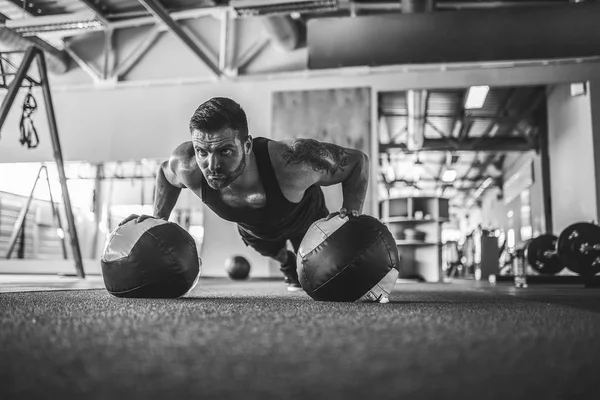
top-left (547, 82), bottom-right (600, 233)
top-left (462, 151), bottom-right (545, 246)
top-left (3, 55), bottom-right (600, 277)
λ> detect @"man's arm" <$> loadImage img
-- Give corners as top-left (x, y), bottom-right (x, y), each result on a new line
top-left (120, 144), bottom-right (193, 226)
top-left (281, 139), bottom-right (369, 214)
top-left (153, 157), bottom-right (185, 219)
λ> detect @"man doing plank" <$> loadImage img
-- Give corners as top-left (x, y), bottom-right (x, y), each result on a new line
top-left (122, 97), bottom-right (370, 291)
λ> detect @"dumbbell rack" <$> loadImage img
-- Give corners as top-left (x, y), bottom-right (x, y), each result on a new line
top-left (379, 196), bottom-right (449, 282)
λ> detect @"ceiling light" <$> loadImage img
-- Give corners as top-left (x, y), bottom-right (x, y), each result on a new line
top-left (232, 0), bottom-right (338, 17)
top-left (5, 12), bottom-right (104, 36)
top-left (451, 120), bottom-right (462, 137)
top-left (464, 85), bottom-right (490, 109)
top-left (466, 177), bottom-right (494, 208)
top-left (441, 169), bottom-right (457, 183)
top-left (488, 123), bottom-right (500, 137)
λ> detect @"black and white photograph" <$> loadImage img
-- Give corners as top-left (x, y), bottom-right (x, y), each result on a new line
top-left (1, 0), bottom-right (600, 399)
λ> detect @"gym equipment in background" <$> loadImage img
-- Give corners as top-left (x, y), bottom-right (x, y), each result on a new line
top-left (523, 222), bottom-right (600, 277)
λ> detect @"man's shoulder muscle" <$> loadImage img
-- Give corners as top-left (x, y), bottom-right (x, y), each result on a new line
top-left (169, 142), bottom-right (200, 186)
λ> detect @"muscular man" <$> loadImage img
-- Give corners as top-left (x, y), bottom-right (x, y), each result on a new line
top-left (123, 97), bottom-right (370, 291)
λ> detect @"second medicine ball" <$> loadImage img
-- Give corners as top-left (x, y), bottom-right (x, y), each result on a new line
top-left (225, 255), bottom-right (251, 280)
top-left (297, 214), bottom-right (400, 302)
top-left (101, 218), bottom-right (201, 298)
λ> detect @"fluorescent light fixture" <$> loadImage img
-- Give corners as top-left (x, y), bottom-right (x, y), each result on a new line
top-left (441, 169), bottom-right (457, 182)
top-left (570, 82), bottom-right (587, 97)
top-left (472, 177), bottom-right (494, 199)
top-left (451, 120), bottom-right (462, 137)
top-left (488, 123), bottom-right (500, 136)
top-left (6, 12), bottom-right (104, 35)
top-left (231, 0), bottom-right (338, 17)
top-left (466, 177), bottom-right (494, 208)
top-left (464, 85), bottom-right (490, 109)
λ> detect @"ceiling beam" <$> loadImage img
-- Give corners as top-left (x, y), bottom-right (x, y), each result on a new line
top-left (108, 7), bottom-right (223, 30)
top-left (76, 0), bottom-right (110, 25)
top-left (136, 0), bottom-right (221, 77)
top-left (4, 0), bottom-right (49, 16)
top-left (380, 111), bottom-right (528, 122)
top-left (380, 137), bottom-right (535, 153)
top-left (113, 25), bottom-right (164, 80)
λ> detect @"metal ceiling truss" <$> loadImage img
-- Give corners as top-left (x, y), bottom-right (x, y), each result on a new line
top-left (232, 34), bottom-right (272, 71)
top-left (4, 0), bottom-right (50, 16)
top-left (380, 136), bottom-right (536, 153)
top-left (112, 25), bottom-right (164, 80)
top-left (62, 42), bottom-right (101, 83)
top-left (137, 0), bottom-right (222, 77)
top-left (77, 0), bottom-right (110, 25)
top-left (57, 1), bottom-right (233, 82)
top-left (384, 177), bottom-right (498, 192)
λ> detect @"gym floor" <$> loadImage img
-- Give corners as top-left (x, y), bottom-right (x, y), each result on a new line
top-left (1, 275), bottom-right (600, 400)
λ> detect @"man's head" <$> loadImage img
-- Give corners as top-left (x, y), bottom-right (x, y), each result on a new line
top-left (189, 97), bottom-right (252, 189)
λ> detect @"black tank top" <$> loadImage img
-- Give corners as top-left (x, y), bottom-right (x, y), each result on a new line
top-left (200, 137), bottom-right (327, 240)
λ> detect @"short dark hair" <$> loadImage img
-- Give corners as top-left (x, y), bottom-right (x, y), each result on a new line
top-left (189, 97), bottom-right (248, 141)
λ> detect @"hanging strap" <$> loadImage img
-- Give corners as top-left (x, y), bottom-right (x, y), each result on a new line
top-left (19, 85), bottom-right (39, 149)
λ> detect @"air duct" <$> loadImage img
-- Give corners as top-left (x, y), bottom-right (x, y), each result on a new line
top-left (405, 0), bottom-right (435, 151)
top-left (261, 15), bottom-right (303, 51)
top-left (406, 89), bottom-right (428, 150)
top-left (0, 28), bottom-right (69, 74)
top-left (402, 0), bottom-right (436, 13)
top-left (232, 0), bottom-right (337, 52)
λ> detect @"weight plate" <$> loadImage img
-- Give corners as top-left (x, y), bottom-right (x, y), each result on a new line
top-left (557, 222), bottom-right (600, 275)
top-left (524, 234), bottom-right (563, 275)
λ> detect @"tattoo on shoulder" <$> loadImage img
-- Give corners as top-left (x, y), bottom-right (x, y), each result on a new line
top-left (282, 139), bottom-right (348, 175)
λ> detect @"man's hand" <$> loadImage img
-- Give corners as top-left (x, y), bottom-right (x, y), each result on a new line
top-left (119, 214), bottom-right (165, 226)
top-left (325, 208), bottom-right (360, 221)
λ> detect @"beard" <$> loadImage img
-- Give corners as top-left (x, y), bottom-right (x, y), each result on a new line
top-left (205, 155), bottom-right (246, 190)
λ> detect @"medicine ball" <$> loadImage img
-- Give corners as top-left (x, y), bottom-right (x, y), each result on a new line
top-left (101, 218), bottom-right (201, 298)
top-left (297, 214), bottom-right (400, 302)
top-left (225, 255), bottom-right (251, 280)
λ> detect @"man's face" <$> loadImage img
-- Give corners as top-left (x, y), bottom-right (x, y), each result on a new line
top-left (191, 127), bottom-right (247, 189)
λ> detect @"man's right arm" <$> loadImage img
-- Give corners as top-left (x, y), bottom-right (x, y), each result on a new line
top-left (120, 144), bottom-right (191, 226)
top-left (153, 157), bottom-right (185, 220)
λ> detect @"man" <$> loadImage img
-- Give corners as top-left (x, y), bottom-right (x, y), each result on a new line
top-left (123, 97), bottom-right (369, 291)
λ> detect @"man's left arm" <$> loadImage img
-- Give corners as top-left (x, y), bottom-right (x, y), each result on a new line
top-left (281, 138), bottom-right (370, 215)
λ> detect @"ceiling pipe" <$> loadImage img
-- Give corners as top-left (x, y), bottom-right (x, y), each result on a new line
top-left (401, 0), bottom-right (436, 13)
top-left (404, 0), bottom-right (435, 151)
top-left (406, 89), bottom-right (428, 150)
top-left (261, 15), bottom-right (303, 52)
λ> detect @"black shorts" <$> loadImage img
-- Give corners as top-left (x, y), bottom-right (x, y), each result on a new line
top-left (237, 208), bottom-right (329, 259)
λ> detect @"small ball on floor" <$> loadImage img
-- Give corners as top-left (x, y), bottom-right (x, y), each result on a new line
top-left (225, 255), bottom-right (251, 280)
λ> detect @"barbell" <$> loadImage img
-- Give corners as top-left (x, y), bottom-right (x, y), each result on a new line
top-left (524, 221), bottom-right (600, 275)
